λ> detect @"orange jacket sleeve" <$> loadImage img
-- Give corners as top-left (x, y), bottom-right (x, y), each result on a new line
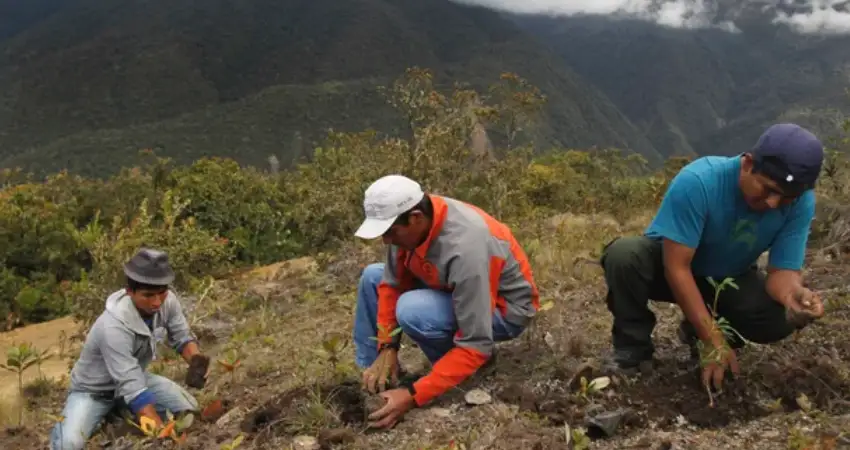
top-left (376, 246), bottom-right (410, 344)
top-left (376, 282), bottom-right (401, 344)
top-left (411, 346), bottom-right (489, 405)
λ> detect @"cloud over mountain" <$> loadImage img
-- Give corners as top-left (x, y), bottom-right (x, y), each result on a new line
top-left (453, 0), bottom-right (850, 34)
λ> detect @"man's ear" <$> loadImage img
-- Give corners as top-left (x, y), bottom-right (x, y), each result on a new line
top-left (741, 153), bottom-right (754, 173)
top-left (408, 210), bottom-right (425, 226)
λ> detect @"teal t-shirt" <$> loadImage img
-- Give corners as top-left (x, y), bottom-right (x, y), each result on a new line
top-left (645, 155), bottom-right (815, 278)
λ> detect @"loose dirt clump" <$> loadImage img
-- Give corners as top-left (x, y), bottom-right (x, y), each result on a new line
top-left (240, 380), bottom-right (369, 440)
top-left (614, 363), bottom-right (773, 429)
top-left (752, 353), bottom-right (850, 414)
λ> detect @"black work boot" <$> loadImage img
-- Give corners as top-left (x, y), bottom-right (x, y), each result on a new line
top-left (600, 347), bottom-right (655, 377)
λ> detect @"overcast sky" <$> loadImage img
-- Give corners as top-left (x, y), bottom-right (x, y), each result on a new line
top-left (452, 0), bottom-right (850, 35)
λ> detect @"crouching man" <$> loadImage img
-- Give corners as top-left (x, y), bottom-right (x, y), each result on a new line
top-left (51, 248), bottom-right (210, 450)
top-left (351, 175), bottom-right (540, 429)
top-left (599, 123), bottom-right (826, 391)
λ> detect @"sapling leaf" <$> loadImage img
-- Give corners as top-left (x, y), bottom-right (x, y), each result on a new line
top-left (175, 413), bottom-right (194, 432)
top-left (588, 376), bottom-right (611, 391)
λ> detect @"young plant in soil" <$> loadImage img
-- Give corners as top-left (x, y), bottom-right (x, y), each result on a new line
top-left (217, 349), bottom-right (243, 385)
top-left (369, 324), bottom-right (403, 345)
top-left (0, 342), bottom-right (39, 426)
top-left (575, 376), bottom-right (611, 405)
top-left (316, 333), bottom-right (351, 381)
top-left (565, 423), bottom-right (591, 450)
top-left (126, 409), bottom-right (193, 446)
top-left (219, 433), bottom-right (244, 450)
top-left (696, 276), bottom-right (751, 407)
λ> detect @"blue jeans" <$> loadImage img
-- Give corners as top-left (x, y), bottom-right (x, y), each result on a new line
top-left (353, 263), bottom-right (526, 368)
top-left (50, 373), bottom-right (199, 450)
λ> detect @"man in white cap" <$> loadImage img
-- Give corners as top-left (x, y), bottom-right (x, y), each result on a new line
top-left (50, 248), bottom-right (210, 449)
top-left (352, 175), bottom-right (540, 429)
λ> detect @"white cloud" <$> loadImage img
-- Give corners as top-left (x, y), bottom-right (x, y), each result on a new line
top-left (773, 1), bottom-right (850, 34)
top-left (452, 0), bottom-right (850, 35)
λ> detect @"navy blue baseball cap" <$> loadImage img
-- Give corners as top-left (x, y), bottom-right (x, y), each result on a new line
top-left (750, 123), bottom-right (824, 195)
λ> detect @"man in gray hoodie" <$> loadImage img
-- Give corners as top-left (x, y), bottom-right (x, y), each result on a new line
top-left (50, 248), bottom-right (210, 450)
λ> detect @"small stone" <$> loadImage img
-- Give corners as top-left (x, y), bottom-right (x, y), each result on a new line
top-left (292, 435), bottom-right (320, 450)
top-left (762, 430), bottom-right (780, 439)
top-left (215, 406), bottom-right (245, 427)
top-left (317, 428), bottom-right (355, 448)
top-left (586, 408), bottom-right (631, 438)
top-left (365, 395), bottom-right (386, 414)
top-left (464, 389), bottom-right (492, 405)
top-left (430, 407), bottom-right (452, 418)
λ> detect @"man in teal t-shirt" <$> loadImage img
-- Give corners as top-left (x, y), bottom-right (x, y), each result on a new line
top-left (599, 123), bottom-right (826, 391)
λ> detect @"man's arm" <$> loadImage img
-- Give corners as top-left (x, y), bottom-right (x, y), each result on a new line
top-left (764, 191), bottom-right (816, 305)
top-left (411, 242), bottom-right (493, 406)
top-left (163, 292), bottom-right (199, 363)
top-left (650, 170), bottom-right (718, 342)
top-left (101, 324), bottom-right (162, 425)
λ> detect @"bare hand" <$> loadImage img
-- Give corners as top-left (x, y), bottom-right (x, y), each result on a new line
top-left (700, 338), bottom-right (740, 393)
top-left (793, 287), bottom-right (824, 319)
top-left (367, 388), bottom-right (416, 429)
top-left (361, 349), bottom-right (399, 394)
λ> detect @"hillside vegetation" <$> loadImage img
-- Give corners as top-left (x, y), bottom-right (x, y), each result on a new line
top-left (2, 70), bottom-right (850, 449)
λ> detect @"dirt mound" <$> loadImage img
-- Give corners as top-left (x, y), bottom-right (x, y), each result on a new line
top-left (494, 349), bottom-right (850, 440)
top-left (240, 380), bottom-right (368, 439)
top-left (753, 353), bottom-right (850, 414)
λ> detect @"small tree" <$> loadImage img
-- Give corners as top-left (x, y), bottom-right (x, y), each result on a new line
top-left (0, 342), bottom-right (39, 425)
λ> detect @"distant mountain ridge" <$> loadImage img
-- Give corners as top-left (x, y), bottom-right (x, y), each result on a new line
top-left (1, 0), bottom-right (848, 177)
top-left (506, 8), bottom-right (850, 157)
top-left (0, 0), bottom-right (660, 177)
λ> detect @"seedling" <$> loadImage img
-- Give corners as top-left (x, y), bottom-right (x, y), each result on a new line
top-left (219, 433), bottom-right (244, 449)
top-left (217, 350), bottom-right (243, 385)
top-left (576, 376), bottom-right (611, 403)
top-left (316, 333), bottom-right (350, 375)
top-left (126, 410), bottom-right (192, 445)
top-left (565, 423), bottom-right (591, 450)
top-left (696, 276), bottom-right (751, 407)
top-left (0, 342), bottom-right (39, 425)
top-left (369, 324), bottom-right (403, 345)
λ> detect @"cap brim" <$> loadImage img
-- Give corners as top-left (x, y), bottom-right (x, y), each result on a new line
top-left (354, 217), bottom-right (396, 239)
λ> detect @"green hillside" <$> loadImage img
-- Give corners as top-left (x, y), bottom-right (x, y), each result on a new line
top-left (0, 0), bottom-right (660, 177)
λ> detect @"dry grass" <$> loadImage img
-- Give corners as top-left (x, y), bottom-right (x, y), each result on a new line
top-left (4, 209), bottom-right (850, 450)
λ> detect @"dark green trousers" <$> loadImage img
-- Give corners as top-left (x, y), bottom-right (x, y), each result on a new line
top-left (599, 235), bottom-right (797, 359)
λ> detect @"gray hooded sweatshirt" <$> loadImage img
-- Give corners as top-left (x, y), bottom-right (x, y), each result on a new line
top-left (69, 289), bottom-right (196, 407)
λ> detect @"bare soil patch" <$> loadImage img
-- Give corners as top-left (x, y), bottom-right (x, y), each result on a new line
top-left (239, 380), bottom-right (368, 442)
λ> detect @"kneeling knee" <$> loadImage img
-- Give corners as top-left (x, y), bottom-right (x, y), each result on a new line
top-left (601, 236), bottom-right (647, 272)
top-left (359, 263), bottom-right (384, 286)
top-left (395, 293), bottom-right (423, 329)
top-left (53, 425), bottom-right (87, 450)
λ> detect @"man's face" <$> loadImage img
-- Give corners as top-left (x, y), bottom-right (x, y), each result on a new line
top-left (128, 286), bottom-right (168, 316)
top-left (740, 155), bottom-right (800, 212)
top-left (381, 211), bottom-right (428, 250)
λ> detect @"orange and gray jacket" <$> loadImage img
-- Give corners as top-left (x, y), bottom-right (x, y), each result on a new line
top-left (376, 194), bottom-right (540, 406)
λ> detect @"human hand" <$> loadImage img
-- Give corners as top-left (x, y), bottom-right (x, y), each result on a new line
top-left (793, 287), bottom-right (824, 318)
top-left (784, 287), bottom-right (824, 329)
top-left (700, 336), bottom-right (740, 393)
top-left (362, 349), bottom-right (399, 394)
top-left (367, 388), bottom-right (416, 430)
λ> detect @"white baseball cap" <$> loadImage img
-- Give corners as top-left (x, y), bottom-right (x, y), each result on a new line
top-left (354, 175), bottom-right (425, 239)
